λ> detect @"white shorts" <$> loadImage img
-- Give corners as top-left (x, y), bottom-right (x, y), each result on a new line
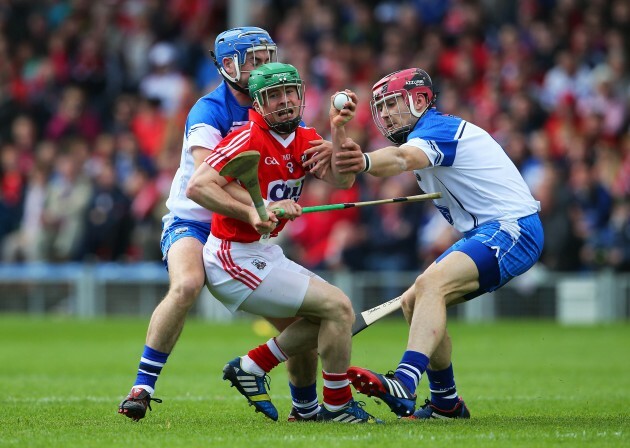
top-left (203, 234), bottom-right (323, 317)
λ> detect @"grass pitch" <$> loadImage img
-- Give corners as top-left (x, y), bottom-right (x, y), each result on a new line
top-left (0, 315), bottom-right (628, 447)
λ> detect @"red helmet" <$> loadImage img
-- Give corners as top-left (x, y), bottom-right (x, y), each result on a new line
top-left (370, 68), bottom-right (436, 145)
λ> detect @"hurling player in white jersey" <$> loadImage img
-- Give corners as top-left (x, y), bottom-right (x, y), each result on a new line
top-left (187, 63), bottom-right (379, 423)
top-left (335, 68), bottom-right (544, 420)
top-left (119, 27), bottom-right (332, 422)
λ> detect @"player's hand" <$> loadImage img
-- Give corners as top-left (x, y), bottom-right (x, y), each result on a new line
top-left (249, 208), bottom-right (279, 235)
top-left (269, 199), bottom-right (302, 221)
top-left (336, 138), bottom-right (366, 174)
top-left (330, 90), bottom-right (357, 128)
top-left (304, 139), bottom-right (332, 178)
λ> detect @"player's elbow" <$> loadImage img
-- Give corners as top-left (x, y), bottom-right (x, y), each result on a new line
top-left (185, 176), bottom-right (202, 204)
top-left (334, 175), bottom-right (355, 190)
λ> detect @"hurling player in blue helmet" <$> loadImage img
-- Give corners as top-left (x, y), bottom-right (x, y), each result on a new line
top-left (119, 27), bottom-right (332, 422)
top-left (335, 68), bottom-right (543, 420)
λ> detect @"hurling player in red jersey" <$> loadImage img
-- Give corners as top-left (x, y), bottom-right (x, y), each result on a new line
top-left (186, 62), bottom-right (378, 423)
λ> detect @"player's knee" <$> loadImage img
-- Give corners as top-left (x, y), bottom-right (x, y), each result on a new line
top-left (326, 291), bottom-right (354, 326)
top-left (337, 294), bottom-right (355, 327)
top-left (168, 275), bottom-right (204, 306)
top-left (412, 273), bottom-right (442, 303)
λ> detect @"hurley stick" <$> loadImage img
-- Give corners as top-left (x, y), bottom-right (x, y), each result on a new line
top-left (219, 150), bottom-right (269, 221)
top-left (352, 295), bottom-right (403, 335)
top-left (273, 192), bottom-right (441, 218)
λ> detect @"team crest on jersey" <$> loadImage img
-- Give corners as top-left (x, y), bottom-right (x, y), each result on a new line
top-left (267, 177), bottom-right (305, 202)
top-left (251, 259), bottom-right (267, 270)
top-left (436, 204), bottom-right (453, 224)
top-left (174, 227), bottom-right (188, 235)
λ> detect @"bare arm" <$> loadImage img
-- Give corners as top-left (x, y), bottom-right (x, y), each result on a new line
top-left (186, 162), bottom-right (277, 234)
top-left (191, 145), bottom-right (254, 205)
top-left (366, 143), bottom-right (431, 177)
top-left (302, 139), bottom-right (331, 178)
top-left (336, 143), bottom-right (431, 177)
top-left (318, 90), bottom-right (359, 188)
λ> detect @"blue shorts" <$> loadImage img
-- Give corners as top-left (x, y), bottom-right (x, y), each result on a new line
top-left (436, 213), bottom-right (544, 300)
top-left (160, 216), bottom-right (210, 270)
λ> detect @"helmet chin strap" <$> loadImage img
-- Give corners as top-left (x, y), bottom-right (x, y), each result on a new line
top-left (389, 91), bottom-right (440, 145)
top-left (210, 51), bottom-right (249, 95)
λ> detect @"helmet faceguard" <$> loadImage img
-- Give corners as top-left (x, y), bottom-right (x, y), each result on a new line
top-left (249, 62), bottom-right (305, 134)
top-left (370, 68), bottom-right (437, 145)
top-left (211, 27), bottom-right (278, 93)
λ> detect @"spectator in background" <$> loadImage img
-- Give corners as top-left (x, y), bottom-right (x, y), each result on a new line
top-left (2, 164), bottom-right (47, 262)
top-left (10, 114), bottom-right (38, 173)
top-left (578, 63), bottom-right (627, 139)
top-left (125, 166), bottom-right (162, 261)
top-left (139, 42), bottom-right (187, 117)
top-left (536, 163), bottom-right (582, 271)
top-left (0, 144), bottom-right (25, 246)
top-left (113, 130), bottom-right (155, 187)
top-left (130, 97), bottom-right (167, 159)
top-left (568, 160), bottom-right (614, 270)
top-left (45, 85), bottom-right (101, 143)
top-left (37, 151), bottom-right (92, 261)
top-left (78, 161), bottom-right (132, 261)
top-left (540, 49), bottom-right (593, 111)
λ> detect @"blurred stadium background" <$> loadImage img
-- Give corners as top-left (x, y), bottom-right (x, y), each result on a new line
top-left (0, 0), bottom-right (628, 324)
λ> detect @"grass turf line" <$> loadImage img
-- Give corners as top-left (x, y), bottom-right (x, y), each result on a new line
top-left (0, 316), bottom-right (628, 447)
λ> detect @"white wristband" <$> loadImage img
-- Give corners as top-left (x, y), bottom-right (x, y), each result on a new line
top-left (362, 153), bottom-right (372, 173)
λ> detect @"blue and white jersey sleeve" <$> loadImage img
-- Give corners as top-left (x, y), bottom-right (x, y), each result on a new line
top-left (404, 109), bottom-right (540, 233)
top-left (163, 82), bottom-right (251, 225)
top-left (406, 116), bottom-right (465, 167)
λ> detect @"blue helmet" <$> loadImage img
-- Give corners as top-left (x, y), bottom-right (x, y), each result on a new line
top-left (213, 27), bottom-right (277, 85)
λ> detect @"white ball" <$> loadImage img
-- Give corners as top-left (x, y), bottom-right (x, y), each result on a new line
top-left (333, 92), bottom-right (350, 111)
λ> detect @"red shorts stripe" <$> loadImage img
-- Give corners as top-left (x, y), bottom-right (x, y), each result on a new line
top-left (217, 240), bottom-right (261, 290)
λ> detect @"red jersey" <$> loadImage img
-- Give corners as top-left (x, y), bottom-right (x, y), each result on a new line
top-left (205, 110), bottom-right (321, 243)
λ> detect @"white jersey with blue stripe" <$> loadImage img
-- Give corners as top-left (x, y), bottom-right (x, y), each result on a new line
top-left (163, 82), bottom-right (250, 224)
top-left (405, 109), bottom-right (540, 233)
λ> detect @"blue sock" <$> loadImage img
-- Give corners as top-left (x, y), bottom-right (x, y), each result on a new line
top-left (289, 382), bottom-right (320, 417)
top-left (134, 345), bottom-right (169, 393)
top-left (394, 350), bottom-right (429, 395)
top-left (427, 363), bottom-right (459, 409)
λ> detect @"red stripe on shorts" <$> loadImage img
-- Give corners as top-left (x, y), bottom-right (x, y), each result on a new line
top-left (217, 240), bottom-right (261, 290)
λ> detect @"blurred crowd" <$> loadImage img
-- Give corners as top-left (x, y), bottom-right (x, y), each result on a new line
top-left (0, 0), bottom-right (628, 273)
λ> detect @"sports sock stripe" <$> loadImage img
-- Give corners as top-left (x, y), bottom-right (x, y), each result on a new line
top-left (139, 357), bottom-right (165, 367)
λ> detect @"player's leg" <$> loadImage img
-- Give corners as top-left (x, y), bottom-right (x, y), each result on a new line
top-left (411, 328), bottom-right (470, 419)
top-left (146, 237), bottom-right (206, 352)
top-left (414, 214), bottom-right (542, 419)
top-left (119, 220), bottom-right (208, 421)
top-left (348, 250), bottom-right (479, 417)
top-left (265, 316), bottom-right (320, 421)
top-left (214, 247), bottom-right (316, 422)
top-left (274, 278), bottom-right (380, 423)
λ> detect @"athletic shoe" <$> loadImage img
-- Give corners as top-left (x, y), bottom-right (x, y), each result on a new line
top-left (407, 398), bottom-right (470, 420)
top-left (316, 400), bottom-right (383, 424)
top-left (222, 357), bottom-right (278, 421)
top-left (287, 406), bottom-right (318, 422)
top-left (347, 366), bottom-right (416, 417)
top-left (118, 387), bottom-right (162, 421)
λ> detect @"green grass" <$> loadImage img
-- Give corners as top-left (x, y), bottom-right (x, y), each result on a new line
top-left (0, 316), bottom-right (628, 447)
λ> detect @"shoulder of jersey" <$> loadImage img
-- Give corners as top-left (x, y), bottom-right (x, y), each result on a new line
top-left (188, 91), bottom-right (230, 124)
top-left (296, 125), bottom-right (319, 139)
